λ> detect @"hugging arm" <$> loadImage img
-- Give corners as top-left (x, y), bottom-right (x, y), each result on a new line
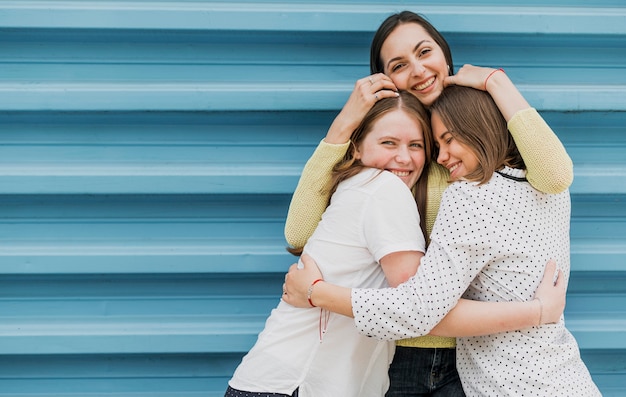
top-left (429, 259), bottom-right (564, 337)
top-left (446, 65), bottom-right (573, 194)
top-left (284, 254), bottom-right (565, 337)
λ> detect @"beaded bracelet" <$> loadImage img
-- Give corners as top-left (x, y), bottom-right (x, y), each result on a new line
top-left (307, 278), bottom-right (324, 307)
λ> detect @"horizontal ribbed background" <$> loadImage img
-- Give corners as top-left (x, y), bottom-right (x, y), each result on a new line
top-left (0, 1), bottom-right (624, 396)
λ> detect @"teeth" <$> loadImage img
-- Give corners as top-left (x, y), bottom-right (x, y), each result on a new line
top-left (391, 171), bottom-right (410, 177)
top-left (449, 164), bottom-right (459, 173)
top-left (415, 77), bottom-right (435, 91)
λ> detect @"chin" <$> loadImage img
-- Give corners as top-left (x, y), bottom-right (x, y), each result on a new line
top-left (418, 91), bottom-right (439, 107)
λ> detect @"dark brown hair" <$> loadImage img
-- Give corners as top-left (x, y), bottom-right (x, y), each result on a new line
top-left (370, 11), bottom-right (454, 76)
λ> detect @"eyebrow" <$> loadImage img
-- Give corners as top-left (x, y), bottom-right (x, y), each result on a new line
top-left (385, 40), bottom-right (429, 70)
top-left (437, 130), bottom-right (451, 141)
top-left (378, 135), bottom-right (424, 141)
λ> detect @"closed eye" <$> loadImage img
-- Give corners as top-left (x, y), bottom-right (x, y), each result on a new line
top-left (390, 63), bottom-right (405, 73)
top-left (418, 47), bottom-right (432, 57)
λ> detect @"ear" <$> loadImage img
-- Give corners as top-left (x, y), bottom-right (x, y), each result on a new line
top-left (353, 145), bottom-right (362, 160)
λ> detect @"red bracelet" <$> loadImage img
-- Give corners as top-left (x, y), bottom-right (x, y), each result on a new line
top-left (484, 68), bottom-right (504, 90)
top-left (307, 278), bottom-right (324, 307)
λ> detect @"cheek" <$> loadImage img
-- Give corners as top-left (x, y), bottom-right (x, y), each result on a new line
top-left (357, 151), bottom-right (385, 168)
top-left (411, 152), bottom-right (426, 169)
top-left (390, 74), bottom-right (409, 90)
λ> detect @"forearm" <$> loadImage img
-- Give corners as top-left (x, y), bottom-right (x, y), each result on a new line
top-left (429, 298), bottom-right (541, 337)
top-left (484, 69), bottom-right (530, 122)
top-left (309, 281), bottom-right (354, 318)
top-left (324, 109), bottom-right (362, 144)
top-left (284, 140), bottom-right (349, 248)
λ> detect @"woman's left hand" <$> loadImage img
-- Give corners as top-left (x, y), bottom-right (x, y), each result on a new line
top-left (282, 254), bottom-right (323, 308)
top-left (534, 259), bottom-right (566, 324)
top-left (444, 64), bottom-right (502, 91)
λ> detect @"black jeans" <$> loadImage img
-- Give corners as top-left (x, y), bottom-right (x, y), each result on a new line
top-left (225, 386), bottom-right (298, 397)
top-left (385, 347), bottom-right (465, 397)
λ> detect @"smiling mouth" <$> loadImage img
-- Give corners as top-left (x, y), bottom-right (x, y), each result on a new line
top-left (390, 170), bottom-right (411, 177)
top-left (448, 163), bottom-right (460, 174)
top-left (413, 76), bottom-right (436, 91)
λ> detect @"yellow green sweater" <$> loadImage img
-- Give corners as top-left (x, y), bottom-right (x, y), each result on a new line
top-left (285, 107), bottom-right (573, 348)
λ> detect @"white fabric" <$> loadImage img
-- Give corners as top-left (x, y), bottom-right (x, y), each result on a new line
top-left (230, 168), bottom-right (425, 397)
top-left (352, 167), bottom-right (601, 397)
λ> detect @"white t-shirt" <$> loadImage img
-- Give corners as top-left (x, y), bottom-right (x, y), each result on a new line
top-left (229, 168), bottom-right (425, 397)
top-left (352, 167), bottom-right (601, 397)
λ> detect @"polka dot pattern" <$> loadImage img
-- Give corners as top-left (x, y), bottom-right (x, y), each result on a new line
top-left (352, 168), bottom-right (601, 396)
top-left (225, 386), bottom-right (298, 397)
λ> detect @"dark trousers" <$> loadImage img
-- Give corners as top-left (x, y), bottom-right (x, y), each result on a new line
top-left (385, 347), bottom-right (466, 397)
top-left (225, 386), bottom-right (298, 397)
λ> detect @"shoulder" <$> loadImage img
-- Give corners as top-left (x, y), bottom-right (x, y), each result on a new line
top-left (441, 179), bottom-right (476, 199)
top-left (439, 178), bottom-right (501, 214)
top-left (344, 168), bottom-right (408, 194)
top-left (375, 171), bottom-right (415, 201)
top-left (351, 170), bottom-right (417, 212)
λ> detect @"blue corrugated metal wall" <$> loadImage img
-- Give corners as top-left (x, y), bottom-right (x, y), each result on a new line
top-left (0, 1), bottom-right (624, 396)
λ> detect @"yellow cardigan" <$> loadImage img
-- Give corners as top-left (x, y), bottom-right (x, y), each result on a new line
top-left (284, 107), bottom-right (573, 348)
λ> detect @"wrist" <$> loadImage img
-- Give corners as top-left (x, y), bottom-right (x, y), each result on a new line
top-left (325, 116), bottom-right (356, 144)
top-left (307, 278), bottom-right (324, 307)
top-left (484, 68), bottom-right (505, 91)
top-left (534, 297), bottom-right (543, 326)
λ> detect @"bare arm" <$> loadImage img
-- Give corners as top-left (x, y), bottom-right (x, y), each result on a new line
top-left (379, 250), bottom-right (423, 287)
top-left (430, 260), bottom-right (566, 336)
top-left (283, 255), bottom-right (565, 333)
top-left (284, 257), bottom-right (354, 317)
top-left (445, 65), bottom-right (573, 194)
top-left (324, 73), bottom-right (398, 144)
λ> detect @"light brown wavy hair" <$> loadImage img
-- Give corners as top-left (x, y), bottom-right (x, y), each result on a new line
top-left (287, 91), bottom-right (433, 256)
top-left (429, 85), bottom-right (525, 184)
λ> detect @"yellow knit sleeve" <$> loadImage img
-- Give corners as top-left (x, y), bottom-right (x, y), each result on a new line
top-left (425, 164), bottom-right (450, 237)
top-left (508, 108), bottom-right (573, 194)
top-left (284, 140), bottom-right (350, 249)
top-left (396, 163), bottom-right (457, 349)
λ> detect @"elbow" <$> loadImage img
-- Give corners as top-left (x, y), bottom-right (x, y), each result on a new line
top-left (530, 161), bottom-right (574, 194)
top-left (542, 175), bottom-right (573, 195)
top-left (284, 224), bottom-right (306, 251)
top-left (387, 272), bottom-right (415, 288)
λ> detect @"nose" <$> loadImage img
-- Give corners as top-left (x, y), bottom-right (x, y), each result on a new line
top-left (396, 145), bottom-right (411, 163)
top-left (411, 60), bottom-right (426, 76)
top-left (437, 146), bottom-right (448, 165)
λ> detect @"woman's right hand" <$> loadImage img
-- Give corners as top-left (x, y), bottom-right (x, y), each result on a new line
top-left (324, 73), bottom-right (398, 144)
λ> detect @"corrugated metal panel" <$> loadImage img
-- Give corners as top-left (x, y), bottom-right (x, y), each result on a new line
top-left (0, 1), bottom-right (624, 396)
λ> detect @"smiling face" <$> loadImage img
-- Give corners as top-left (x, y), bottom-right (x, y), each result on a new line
top-left (354, 108), bottom-right (426, 189)
top-left (380, 23), bottom-right (450, 107)
top-left (431, 111), bottom-right (479, 181)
